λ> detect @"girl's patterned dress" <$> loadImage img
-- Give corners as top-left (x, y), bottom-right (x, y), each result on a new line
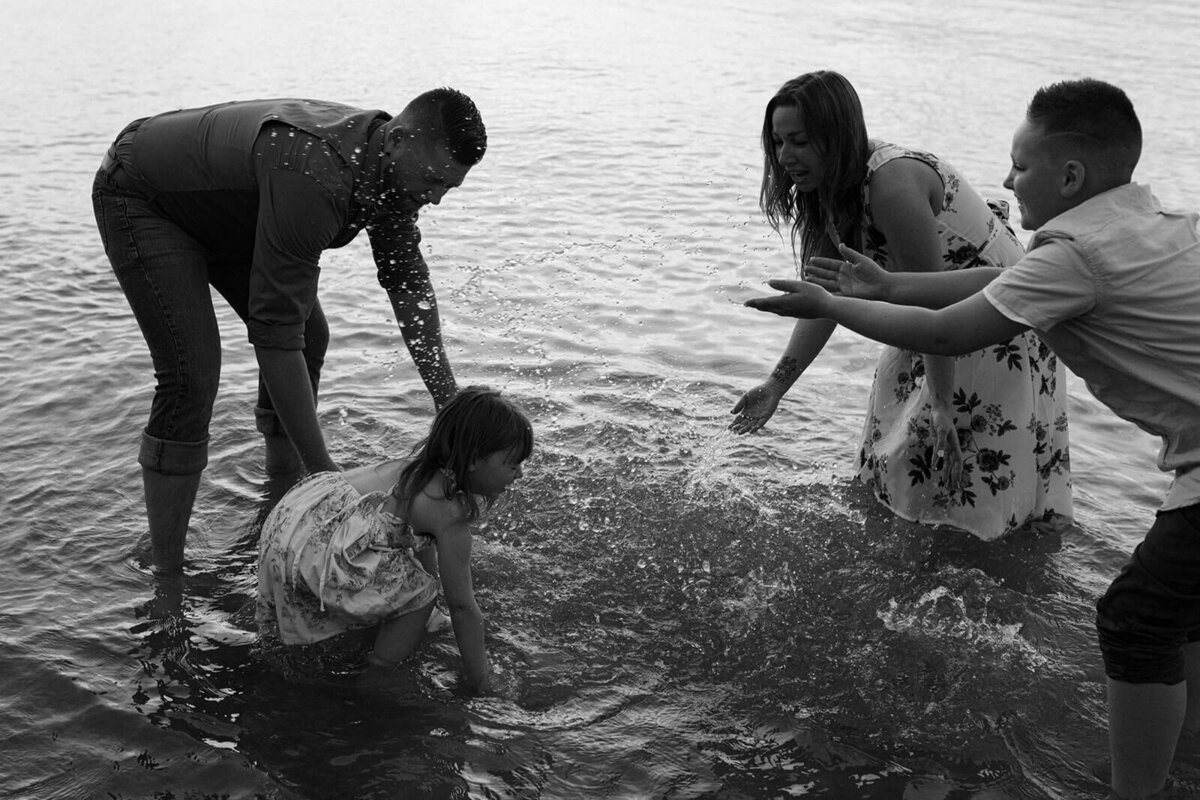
top-left (853, 141), bottom-right (1071, 540)
top-left (256, 471), bottom-right (439, 647)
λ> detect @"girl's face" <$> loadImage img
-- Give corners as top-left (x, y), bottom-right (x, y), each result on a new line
top-left (771, 104), bottom-right (825, 194)
top-left (469, 447), bottom-right (525, 497)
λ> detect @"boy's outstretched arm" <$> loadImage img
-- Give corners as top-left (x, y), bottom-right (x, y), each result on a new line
top-left (745, 279), bottom-right (1029, 356)
top-left (805, 244), bottom-right (1004, 310)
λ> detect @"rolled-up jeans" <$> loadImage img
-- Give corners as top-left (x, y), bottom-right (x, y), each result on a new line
top-left (91, 165), bottom-right (328, 475)
top-left (1096, 503), bottom-right (1200, 685)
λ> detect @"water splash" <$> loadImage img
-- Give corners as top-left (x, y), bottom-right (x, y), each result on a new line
top-left (878, 583), bottom-right (1049, 670)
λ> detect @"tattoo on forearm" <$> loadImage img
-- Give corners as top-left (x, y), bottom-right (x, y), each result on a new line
top-left (771, 357), bottom-right (799, 384)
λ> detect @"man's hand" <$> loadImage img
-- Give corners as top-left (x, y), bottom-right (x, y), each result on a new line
top-left (744, 279), bottom-right (831, 319)
top-left (805, 244), bottom-right (891, 301)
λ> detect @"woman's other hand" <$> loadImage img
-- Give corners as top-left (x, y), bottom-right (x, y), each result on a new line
top-left (730, 383), bottom-right (785, 434)
top-left (930, 402), bottom-right (965, 489)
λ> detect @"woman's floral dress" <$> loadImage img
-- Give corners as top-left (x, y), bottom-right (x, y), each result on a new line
top-left (854, 141), bottom-right (1071, 539)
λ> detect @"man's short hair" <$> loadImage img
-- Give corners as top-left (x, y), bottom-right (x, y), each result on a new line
top-left (1027, 78), bottom-right (1141, 170)
top-left (404, 87), bottom-right (487, 166)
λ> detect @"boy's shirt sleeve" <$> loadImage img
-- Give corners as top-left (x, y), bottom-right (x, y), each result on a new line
top-left (983, 236), bottom-right (1099, 331)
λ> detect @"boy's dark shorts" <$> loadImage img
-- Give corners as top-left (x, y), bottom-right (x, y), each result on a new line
top-left (1096, 503), bottom-right (1200, 685)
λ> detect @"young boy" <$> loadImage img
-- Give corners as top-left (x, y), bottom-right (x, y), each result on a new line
top-left (745, 78), bottom-right (1200, 800)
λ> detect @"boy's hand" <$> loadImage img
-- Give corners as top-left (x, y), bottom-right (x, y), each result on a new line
top-left (744, 280), bottom-right (831, 319)
top-left (805, 244), bottom-right (891, 301)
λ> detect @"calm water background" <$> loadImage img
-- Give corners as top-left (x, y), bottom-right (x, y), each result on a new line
top-left (3, 1), bottom-right (1200, 797)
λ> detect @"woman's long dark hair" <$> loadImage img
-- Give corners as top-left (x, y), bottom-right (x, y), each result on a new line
top-left (393, 386), bottom-right (533, 521)
top-left (759, 70), bottom-right (872, 263)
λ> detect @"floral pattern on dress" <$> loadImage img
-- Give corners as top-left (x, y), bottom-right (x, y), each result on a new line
top-left (854, 142), bottom-right (1072, 540)
top-left (256, 471), bottom-right (439, 648)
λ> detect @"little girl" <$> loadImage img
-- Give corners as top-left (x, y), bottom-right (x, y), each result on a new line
top-left (255, 386), bottom-right (533, 692)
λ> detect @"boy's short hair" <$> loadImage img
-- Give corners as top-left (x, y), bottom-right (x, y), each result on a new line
top-left (402, 87), bottom-right (487, 166)
top-left (1027, 78), bottom-right (1141, 172)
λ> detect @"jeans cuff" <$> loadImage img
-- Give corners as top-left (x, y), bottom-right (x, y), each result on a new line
top-left (138, 429), bottom-right (208, 476)
top-left (255, 406), bottom-right (288, 438)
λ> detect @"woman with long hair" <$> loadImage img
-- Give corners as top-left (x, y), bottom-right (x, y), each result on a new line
top-left (732, 70), bottom-right (1071, 539)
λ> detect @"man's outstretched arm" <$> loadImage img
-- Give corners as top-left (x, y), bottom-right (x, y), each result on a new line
top-left (370, 215), bottom-right (458, 408)
top-left (387, 277), bottom-right (458, 408)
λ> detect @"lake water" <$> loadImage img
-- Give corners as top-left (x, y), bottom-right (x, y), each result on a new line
top-left (3, 0), bottom-right (1200, 797)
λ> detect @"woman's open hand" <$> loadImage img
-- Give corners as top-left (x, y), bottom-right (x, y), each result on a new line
top-left (730, 383), bottom-right (785, 434)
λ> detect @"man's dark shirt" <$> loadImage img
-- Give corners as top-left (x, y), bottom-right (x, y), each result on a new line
top-left (110, 99), bottom-right (425, 349)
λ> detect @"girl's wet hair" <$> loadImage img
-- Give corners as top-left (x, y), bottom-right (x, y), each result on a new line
top-left (760, 70), bottom-right (871, 264)
top-left (394, 386), bottom-right (533, 521)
